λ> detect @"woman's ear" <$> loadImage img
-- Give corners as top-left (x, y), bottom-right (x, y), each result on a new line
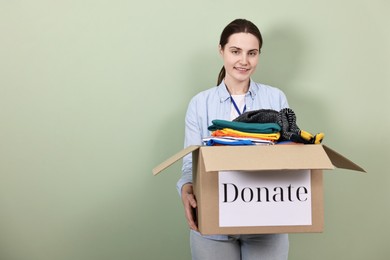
top-left (218, 45), bottom-right (223, 55)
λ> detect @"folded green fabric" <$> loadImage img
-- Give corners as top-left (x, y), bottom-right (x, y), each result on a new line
top-left (208, 119), bottom-right (281, 134)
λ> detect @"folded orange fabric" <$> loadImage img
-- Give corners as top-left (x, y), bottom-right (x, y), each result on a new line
top-left (211, 128), bottom-right (280, 141)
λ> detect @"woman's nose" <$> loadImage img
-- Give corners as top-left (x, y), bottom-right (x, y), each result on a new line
top-left (240, 54), bottom-right (248, 65)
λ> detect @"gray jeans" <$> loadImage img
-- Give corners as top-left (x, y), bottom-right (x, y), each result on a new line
top-left (190, 231), bottom-right (289, 260)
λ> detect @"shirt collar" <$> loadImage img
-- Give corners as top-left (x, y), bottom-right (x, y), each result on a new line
top-left (217, 79), bottom-right (257, 103)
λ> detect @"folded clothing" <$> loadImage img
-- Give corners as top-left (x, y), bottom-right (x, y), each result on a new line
top-left (205, 138), bottom-right (254, 146)
top-left (208, 119), bottom-right (281, 134)
top-left (212, 128), bottom-right (280, 141)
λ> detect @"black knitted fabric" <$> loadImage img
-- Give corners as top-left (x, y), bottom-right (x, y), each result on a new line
top-left (234, 108), bottom-right (306, 142)
top-left (233, 109), bottom-right (279, 124)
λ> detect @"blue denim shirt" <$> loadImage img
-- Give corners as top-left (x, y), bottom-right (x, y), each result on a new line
top-left (176, 80), bottom-right (289, 239)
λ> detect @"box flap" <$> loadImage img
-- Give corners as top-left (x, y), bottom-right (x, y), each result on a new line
top-left (200, 144), bottom-right (335, 172)
top-left (152, 145), bottom-right (200, 176)
top-left (322, 145), bottom-right (366, 173)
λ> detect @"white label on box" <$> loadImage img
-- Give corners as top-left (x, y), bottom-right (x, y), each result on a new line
top-left (218, 170), bottom-right (312, 227)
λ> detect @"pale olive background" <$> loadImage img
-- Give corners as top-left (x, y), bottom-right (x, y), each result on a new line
top-left (1, 1), bottom-right (389, 259)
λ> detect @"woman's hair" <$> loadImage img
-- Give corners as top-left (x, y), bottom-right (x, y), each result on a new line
top-left (217, 19), bottom-right (263, 85)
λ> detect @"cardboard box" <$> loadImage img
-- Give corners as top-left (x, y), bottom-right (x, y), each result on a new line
top-left (153, 144), bottom-right (365, 235)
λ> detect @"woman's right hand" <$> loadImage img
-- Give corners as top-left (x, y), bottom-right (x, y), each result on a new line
top-left (181, 183), bottom-right (198, 231)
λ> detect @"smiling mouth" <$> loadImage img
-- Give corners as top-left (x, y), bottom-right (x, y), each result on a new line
top-left (235, 67), bottom-right (250, 72)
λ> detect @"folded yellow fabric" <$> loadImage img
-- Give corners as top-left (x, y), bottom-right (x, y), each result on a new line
top-left (212, 128), bottom-right (280, 141)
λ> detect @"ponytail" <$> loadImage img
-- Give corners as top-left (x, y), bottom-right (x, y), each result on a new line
top-left (217, 66), bottom-right (225, 85)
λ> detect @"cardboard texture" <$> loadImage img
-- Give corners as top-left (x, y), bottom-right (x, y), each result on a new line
top-left (153, 144), bottom-right (365, 235)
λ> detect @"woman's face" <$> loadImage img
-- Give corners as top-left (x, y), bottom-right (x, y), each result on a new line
top-left (220, 32), bottom-right (260, 86)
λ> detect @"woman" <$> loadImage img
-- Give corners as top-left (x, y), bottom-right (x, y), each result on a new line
top-left (177, 19), bottom-right (289, 260)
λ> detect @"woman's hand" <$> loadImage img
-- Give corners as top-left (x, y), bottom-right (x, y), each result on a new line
top-left (181, 183), bottom-right (198, 231)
